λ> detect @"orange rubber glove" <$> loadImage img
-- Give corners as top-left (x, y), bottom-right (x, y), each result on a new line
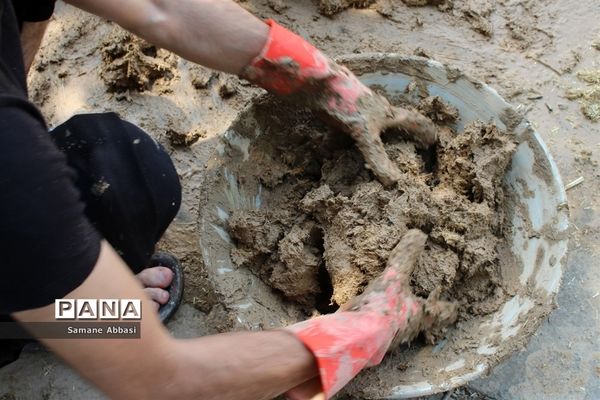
top-left (242, 20), bottom-right (438, 187)
top-left (283, 230), bottom-right (458, 399)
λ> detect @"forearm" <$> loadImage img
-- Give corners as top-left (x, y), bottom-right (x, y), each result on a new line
top-left (13, 241), bottom-right (176, 399)
top-left (21, 21), bottom-right (49, 75)
top-left (13, 241), bottom-right (316, 400)
top-left (174, 331), bottom-right (318, 400)
top-left (65, 0), bottom-right (268, 74)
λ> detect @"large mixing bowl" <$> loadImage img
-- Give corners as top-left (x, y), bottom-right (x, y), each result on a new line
top-left (198, 54), bottom-right (569, 398)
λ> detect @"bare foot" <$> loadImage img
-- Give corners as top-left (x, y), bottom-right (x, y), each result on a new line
top-left (136, 267), bottom-right (174, 311)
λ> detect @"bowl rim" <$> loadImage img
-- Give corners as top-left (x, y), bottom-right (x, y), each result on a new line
top-left (334, 52), bottom-right (569, 398)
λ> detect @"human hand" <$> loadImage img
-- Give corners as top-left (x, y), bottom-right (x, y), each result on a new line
top-left (310, 63), bottom-right (438, 187)
top-left (242, 20), bottom-right (437, 187)
top-left (284, 230), bottom-right (457, 399)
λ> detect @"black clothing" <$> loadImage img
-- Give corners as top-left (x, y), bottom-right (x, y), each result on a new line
top-left (0, 0), bottom-right (181, 314)
top-left (51, 113), bottom-right (182, 273)
top-left (1, 0), bottom-right (103, 314)
top-left (1, 112), bottom-right (182, 367)
top-left (0, 0), bottom-right (56, 97)
top-left (12, 0), bottom-right (57, 26)
top-left (1, 0), bottom-right (181, 310)
top-left (0, 0), bottom-right (182, 366)
top-left (0, 105), bottom-right (103, 313)
top-left (1, 0), bottom-right (30, 98)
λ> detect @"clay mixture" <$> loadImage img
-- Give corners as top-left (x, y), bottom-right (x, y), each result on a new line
top-left (227, 93), bottom-right (517, 339)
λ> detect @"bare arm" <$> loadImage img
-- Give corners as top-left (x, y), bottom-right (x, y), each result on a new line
top-left (14, 3), bottom-right (315, 397)
top-left (13, 241), bottom-right (317, 400)
top-left (21, 21), bottom-right (49, 75)
top-left (62, 0), bottom-right (436, 185)
top-left (64, 0), bottom-right (269, 75)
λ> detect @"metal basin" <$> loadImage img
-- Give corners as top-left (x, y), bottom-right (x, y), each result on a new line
top-left (198, 54), bottom-right (569, 398)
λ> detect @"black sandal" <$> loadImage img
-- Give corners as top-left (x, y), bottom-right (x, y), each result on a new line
top-left (147, 252), bottom-right (184, 323)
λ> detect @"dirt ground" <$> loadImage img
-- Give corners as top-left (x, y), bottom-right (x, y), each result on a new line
top-left (1, 0), bottom-right (599, 399)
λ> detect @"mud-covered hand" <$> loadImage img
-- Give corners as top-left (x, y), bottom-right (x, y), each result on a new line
top-left (283, 230), bottom-right (457, 400)
top-left (241, 20), bottom-right (438, 187)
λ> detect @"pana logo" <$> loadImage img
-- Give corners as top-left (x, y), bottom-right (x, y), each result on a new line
top-left (55, 299), bottom-right (142, 320)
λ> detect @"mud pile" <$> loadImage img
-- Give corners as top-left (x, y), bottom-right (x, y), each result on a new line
top-left (100, 29), bottom-right (177, 94)
top-left (228, 94), bottom-right (517, 327)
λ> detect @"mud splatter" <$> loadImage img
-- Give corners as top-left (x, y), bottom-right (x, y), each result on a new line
top-left (166, 127), bottom-right (206, 147)
top-left (566, 69), bottom-right (600, 122)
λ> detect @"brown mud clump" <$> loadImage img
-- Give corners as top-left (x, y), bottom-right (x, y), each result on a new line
top-left (317, 0), bottom-right (450, 16)
top-left (101, 30), bottom-right (177, 94)
top-left (228, 94), bottom-right (517, 338)
top-left (166, 127), bottom-right (206, 147)
top-left (566, 69), bottom-right (600, 122)
top-left (318, 0), bottom-right (453, 17)
top-left (402, 0), bottom-right (447, 6)
top-left (418, 95), bottom-right (459, 123)
top-left (318, 0), bottom-right (376, 16)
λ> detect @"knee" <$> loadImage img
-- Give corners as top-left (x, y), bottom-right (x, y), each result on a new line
top-left (52, 112), bottom-right (182, 232)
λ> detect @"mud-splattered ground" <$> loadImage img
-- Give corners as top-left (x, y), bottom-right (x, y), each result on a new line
top-left (1, 1), bottom-right (598, 399)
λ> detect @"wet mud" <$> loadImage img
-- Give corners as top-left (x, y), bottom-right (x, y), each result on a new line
top-left (100, 29), bottom-right (177, 95)
top-left (228, 94), bottom-right (517, 328)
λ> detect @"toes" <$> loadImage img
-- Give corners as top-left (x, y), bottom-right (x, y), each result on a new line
top-left (149, 300), bottom-right (160, 312)
top-left (136, 267), bottom-right (174, 289)
top-left (144, 287), bottom-right (170, 306)
top-left (286, 378), bottom-right (324, 400)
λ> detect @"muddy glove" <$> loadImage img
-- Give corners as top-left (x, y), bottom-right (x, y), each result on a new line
top-left (283, 230), bottom-right (458, 400)
top-left (241, 20), bottom-right (438, 187)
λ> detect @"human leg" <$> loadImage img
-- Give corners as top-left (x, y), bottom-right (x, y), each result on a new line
top-left (50, 112), bottom-right (182, 273)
